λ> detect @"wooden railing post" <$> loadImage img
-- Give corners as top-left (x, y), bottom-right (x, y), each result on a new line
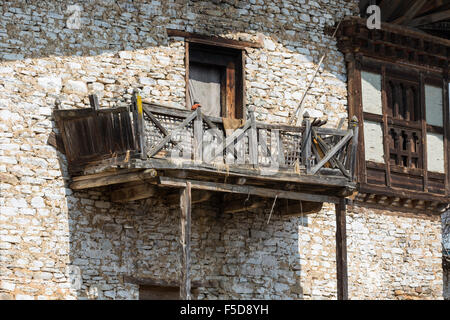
top-left (302, 112), bottom-right (312, 174)
top-left (194, 107), bottom-right (203, 162)
top-left (132, 90), bottom-right (146, 159)
top-left (89, 94), bottom-right (100, 111)
top-left (349, 116), bottom-right (359, 181)
top-left (249, 109), bottom-right (258, 167)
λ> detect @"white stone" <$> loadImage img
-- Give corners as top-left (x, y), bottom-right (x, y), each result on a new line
top-left (31, 197), bottom-right (45, 208)
top-left (38, 76), bottom-right (62, 94)
top-left (264, 38), bottom-right (276, 51)
top-left (63, 80), bottom-right (88, 95)
top-left (0, 281), bottom-right (15, 291)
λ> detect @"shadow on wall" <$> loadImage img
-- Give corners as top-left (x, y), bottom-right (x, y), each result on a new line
top-left (443, 210), bottom-right (450, 300)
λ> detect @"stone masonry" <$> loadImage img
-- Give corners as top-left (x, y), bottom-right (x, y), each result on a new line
top-left (0, 0), bottom-right (446, 299)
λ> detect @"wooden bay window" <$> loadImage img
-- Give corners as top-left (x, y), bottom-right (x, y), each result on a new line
top-left (336, 17), bottom-right (450, 211)
top-left (357, 58), bottom-right (449, 198)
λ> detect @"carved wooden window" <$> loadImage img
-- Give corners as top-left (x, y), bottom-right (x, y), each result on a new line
top-left (186, 43), bottom-right (244, 119)
top-left (357, 60), bottom-right (449, 197)
top-left (385, 76), bottom-right (422, 169)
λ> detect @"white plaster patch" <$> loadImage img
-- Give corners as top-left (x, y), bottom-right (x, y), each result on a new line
top-left (361, 71), bottom-right (382, 115)
top-left (425, 85), bottom-right (443, 127)
top-left (427, 132), bottom-right (445, 173)
top-left (364, 121), bottom-right (384, 163)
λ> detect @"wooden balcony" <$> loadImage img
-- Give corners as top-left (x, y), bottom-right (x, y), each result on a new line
top-left (53, 92), bottom-right (358, 300)
top-left (54, 93), bottom-right (359, 207)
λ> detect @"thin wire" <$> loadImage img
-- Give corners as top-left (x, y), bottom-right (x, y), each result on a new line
top-left (288, 18), bottom-right (344, 126)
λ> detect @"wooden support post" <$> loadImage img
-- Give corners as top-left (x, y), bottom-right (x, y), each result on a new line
top-left (302, 112), bottom-right (312, 173)
top-left (180, 182), bottom-right (192, 300)
top-left (335, 198), bottom-right (348, 300)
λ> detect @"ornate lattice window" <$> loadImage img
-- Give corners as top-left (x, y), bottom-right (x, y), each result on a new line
top-left (356, 59), bottom-right (449, 198)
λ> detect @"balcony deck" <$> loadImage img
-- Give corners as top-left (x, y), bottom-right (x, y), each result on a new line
top-left (54, 93), bottom-right (359, 205)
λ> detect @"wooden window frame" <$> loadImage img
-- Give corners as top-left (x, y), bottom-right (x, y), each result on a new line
top-left (350, 55), bottom-right (450, 199)
top-left (180, 34), bottom-right (248, 120)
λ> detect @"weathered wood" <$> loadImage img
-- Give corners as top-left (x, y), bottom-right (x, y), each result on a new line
top-left (349, 116), bottom-right (359, 181)
top-left (409, 9), bottom-right (450, 27)
top-left (147, 111), bottom-right (198, 158)
top-left (70, 169), bottom-right (157, 190)
top-left (249, 110), bottom-right (258, 166)
top-left (111, 183), bottom-right (157, 202)
top-left (89, 94), bottom-right (100, 111)
top-left (276, 130), bottom-right (285, 166)
top-left (335, 198), bottom-right (348, 300)
top-left (133, 157), bottom-right (356, 189)
top-left (166, 29), bottom-right (263, 49)
top-left (226, 61), bottom-right (236, 118)
top-left (143, 106), bottom-right (169, 136)
top-left (180, 181), bottom-right (192, 300)
top-left (47, 132), bottom-right (65, 153)
top-left (277, 200), bottom-right (323, 216)
top-left (134, 92), bottom-right (146, 159)
top-left (217, 121), bottom-right (251, 160)
top-left (54, 107), bottom-right (129, 121)
top-left (302, 113), bottom-right (312, 173)
top-left (194, 107), bottom-right (203, 162)
top-left (158, 176), bottom-right (342, 203)
top-left (392, 0), bottom-right (427, 25)
top-left (165, 191), bottom-right (213, 206)
top-left (185, 41), bottom-right (190, 110)
top-left (310, 130), bottom-right (353, 175)
top-left (224, 199), bottom-right (268, 214)
top-left (312, 128), bottom-right (350, 178)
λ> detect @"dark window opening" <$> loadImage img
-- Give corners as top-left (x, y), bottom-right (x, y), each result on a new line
top-left (139, 285), bottom-right (180, 300)
top-left (187, 43), bottom-right (244, 119)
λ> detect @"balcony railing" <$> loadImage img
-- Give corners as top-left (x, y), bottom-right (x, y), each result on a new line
top-left (54, 93), bottom-right (359, 183)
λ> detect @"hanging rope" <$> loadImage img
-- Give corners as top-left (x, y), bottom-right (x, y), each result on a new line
top-left (267, 195), bottom-right (278, 225)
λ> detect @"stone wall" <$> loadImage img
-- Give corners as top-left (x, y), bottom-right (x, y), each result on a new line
top-left (0, 0), bottom-right (445, 300)
top-left (443, 210), bottom-right (450, 300)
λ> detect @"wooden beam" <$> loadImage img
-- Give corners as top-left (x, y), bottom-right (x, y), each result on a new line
top-left (180, 182), bottom-right (191, 300)
top-left (166, 29), bottom-right (263, 49)
top-left (70, 169), bottom-right (157, 190)
top-left (409, 9), bottom-right (450, 27)
top-left (335, 199), bottom-right (348, 300)
top-left (380, 0), bottom-right (405, 22)
top-left (277, 200), bottom-right (323, 216)
top-left (223, 198), bottom-right (268, 214)
top-left (111, 183), bottom-right (157, 202)
top-left (392, 0), bottom-right (428, 25)
top-left (158, 176), bottom-right (341, 203)
top-left (132, 157), bottom-right (356, 189)
top-left (165, 191), bottom-right (213, 206)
